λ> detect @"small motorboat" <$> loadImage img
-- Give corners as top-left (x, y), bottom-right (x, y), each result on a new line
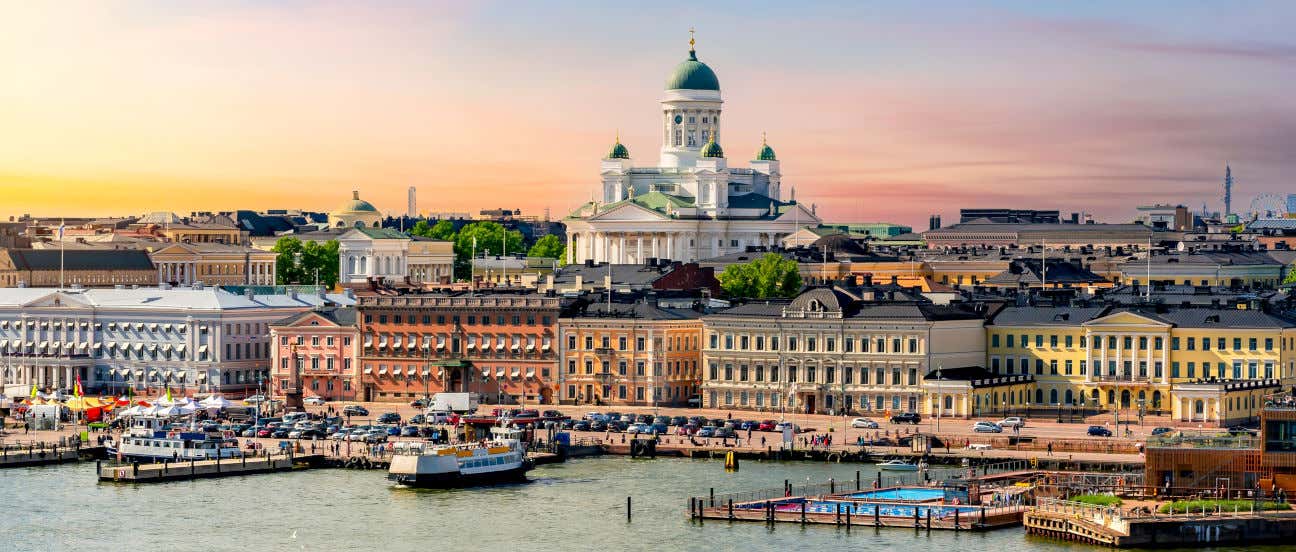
top-left (878, 459), bottom-right (920, 472)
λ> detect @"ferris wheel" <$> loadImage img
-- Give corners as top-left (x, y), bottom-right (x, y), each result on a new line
top-left (1250, 193), bottom-right (1287, 219)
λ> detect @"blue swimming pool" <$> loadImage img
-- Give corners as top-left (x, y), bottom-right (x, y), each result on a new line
top-left (737, 498), bottom-right (980, 518)
top-left (845, 488), bottom-right (949, 501)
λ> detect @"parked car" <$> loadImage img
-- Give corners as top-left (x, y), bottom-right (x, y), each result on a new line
top-left (256, 428), bottom-right (274, 438)
top-left (1150, 427), bottom-right (1174, 437)
top-left (243, 395), bottom-right (268, 405)
top-left (626, 423), bottom-right (650, 435)
top-left (572, 421), bottom-right (591, 431)
top-left (998, 417), bottom-right (1025, 429)
top-left (850, 418), bottom-right (879, 429)
top-left (377, 412), bottom-right (401, 424)
top-left (590, 420), bottom-right (608, 432)
top-left (409, 398), bottom-right (428, 408)
top-left (364, 431), bottom-right (388, 443)
top-left (342, 405), bottom-right (369, 417)
top-left (635, 414), bottom-right (653, 424)
top-left (270, 427), bottom-right (293, 439)
top-left (774, 421), bottom-right (801, 433)
top-left (560, 419), bottom-right (577, 429)
top-left (1087, 426), bottom-right (1113, 437)
top-left (330, 429), bottom-right (352, 441)
top-left (713, 427), bottom-right (737, 439)
top-left (304, 396), bottom-right (326, 406)
top-left (400, 426), bottom-right (420, 437)
top-left (542, 410), bottom-right (566, 419)
top-left (696, 427), bottom-right (716, 438)
top-left (607, 420), bottom-right (629, 433)
top-left (890, 412), bottom-right (921, 424)
top-left (408, 414), bottom-right (426, 425)
top-left (972, 422), bottom-right (1003, 433)
top-left (757, 420), bottom-right (777, 432)
top-left (967, 443), bottom-right (993, 451)
top-left (649, 423), bottom-right (669, 435)
top-left (670, 416), bottom-right (688, 427)
top-left (1227, 426), bottom-right (1257, 437)
top-left (676, 424), bottom-right (698, 436)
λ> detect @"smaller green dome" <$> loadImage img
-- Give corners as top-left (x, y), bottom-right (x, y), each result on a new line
top-left (339, 191), bottom-right (378, 213)
top-left (607, 139), bottom-right (630, 159)
top-left (700, 135), bottom-right (724, 158)
top-left (755, 132), bottom-right (776, 161)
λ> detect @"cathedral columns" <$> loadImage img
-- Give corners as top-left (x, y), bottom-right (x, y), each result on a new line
top-left (636, 236), bottom-right (643, 264)
top-left (618, 235), bottom-right (627, 264)
top-left (666, 234), bottom-right (675, 262)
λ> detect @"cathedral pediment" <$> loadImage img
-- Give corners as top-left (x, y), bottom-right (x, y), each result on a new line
top-left (588, 202), bottom-right (671, 222)
top-left (23, 291), bottom-right (94, 309)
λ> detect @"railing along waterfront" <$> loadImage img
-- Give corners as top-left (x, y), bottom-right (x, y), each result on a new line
top-left (1145, 433), bottom-right (1257, 450)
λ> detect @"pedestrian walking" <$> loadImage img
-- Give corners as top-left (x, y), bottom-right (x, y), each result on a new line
top-left (1046, 442), bottom-right (1053, 456)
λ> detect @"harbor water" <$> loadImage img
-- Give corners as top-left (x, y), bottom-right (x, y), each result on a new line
top-left (1, 457), bottom-right (1284, 552)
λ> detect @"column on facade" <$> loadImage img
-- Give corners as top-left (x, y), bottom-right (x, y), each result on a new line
top-left (1160, 336), bottom-right (1169, 384)
top-left (665, 234), bottom-right (675, 262)
top-left (1114, 333), bottom-right (1122, 379)
top-left (635, 234), bottom-right (643, 264)
top-left (650, 234), bottom-right (659, 259)
top-left (618, 235), bottom-right (627, 264)
top-left (1086, 332), bottom-right (1095, 383)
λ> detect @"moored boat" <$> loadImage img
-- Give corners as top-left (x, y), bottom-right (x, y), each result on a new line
top-left (108, 416), bottom-right (242, 462)
top-left (388, 427), bottom-right (533, 488)
top-left (878, 459), bottom-right (920, 472)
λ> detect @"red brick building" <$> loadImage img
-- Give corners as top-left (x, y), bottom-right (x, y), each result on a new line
top-left (356, 291), bottom-right (563, 404)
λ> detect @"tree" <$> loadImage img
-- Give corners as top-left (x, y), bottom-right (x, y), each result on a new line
top-left (527, 234), bottom-right (566, 265)
top-left (1284, 265), bottom-right (1296, 286)
top-left (428, 220), bottom-right (456, 240)
top-left (453, 221), bottom-right (524, 279)
top-left (717, 253), bottom-right (802, 299)
top-left (272, 236), bottom-right (340, 288)
top-left (272, 237), bottom-right (306, 286)
top-left (410, 219), bottom-right (456, 241)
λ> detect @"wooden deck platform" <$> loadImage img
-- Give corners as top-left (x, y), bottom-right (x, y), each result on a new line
top-left (692, 498), bottom-right (1025, 531)
top-left (97, 453), bottom-right (326, 483)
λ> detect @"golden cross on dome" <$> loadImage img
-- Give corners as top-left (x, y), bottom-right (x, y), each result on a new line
top-left (689, 27), bottom-right (695, 50)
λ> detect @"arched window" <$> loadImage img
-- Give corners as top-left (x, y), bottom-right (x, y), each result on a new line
top-left (1064, 389), bottom-right (1074, 405)
top-left (943, 395), bottom-right (953, 410)
top-left (1049, 389), bottom-right (1058, 404)
top-left (1035, 389), bottom-right (1044, 404)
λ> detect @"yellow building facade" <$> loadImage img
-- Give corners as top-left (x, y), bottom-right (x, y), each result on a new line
top-left (558, 303), bottom-right (702, 406)
top-left (987, 306), bottom-right (1296, 426)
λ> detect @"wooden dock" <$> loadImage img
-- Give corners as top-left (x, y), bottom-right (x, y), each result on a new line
top-left (1, 444), bottom-right (81, 467)
top-left (1024, 497), bottom-right (1296, 547)
top-left (97, 453), bottom-right (326, 483)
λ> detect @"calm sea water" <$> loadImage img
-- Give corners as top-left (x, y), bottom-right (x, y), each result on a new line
top-left (0, 457), bottom-right (1283, 552)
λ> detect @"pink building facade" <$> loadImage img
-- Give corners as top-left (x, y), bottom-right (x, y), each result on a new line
top-left (269, 307), bottom-right (360, 402)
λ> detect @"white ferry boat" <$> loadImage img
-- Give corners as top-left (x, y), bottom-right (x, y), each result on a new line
top-left (108, 416), bottom-right (243, 462)
top-left (388, 427), bottom-right (533, 488)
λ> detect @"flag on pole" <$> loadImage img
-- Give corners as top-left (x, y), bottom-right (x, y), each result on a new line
top-left (74, 374), bottom-right (83, 398)
top-left (57, 221), bottom-right (66, 241)
top-left (164, 385), bottom-right (173, 404)
top-left (30, 382), bottom-right (38, 399)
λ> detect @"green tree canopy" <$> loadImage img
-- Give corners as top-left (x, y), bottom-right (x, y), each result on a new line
top-left (527, 234), bottom-right (566, 264)
top-left (717, 253), bottom-right (802, 299)
top-left (272, 236), bottom-right (340, 288)
top-left (409, 219), bottom-right (457, 241)
top-left (453, 221), bottom-right (524, 279)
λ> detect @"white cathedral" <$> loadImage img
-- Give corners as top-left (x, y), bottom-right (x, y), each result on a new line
top-left (564, 35), bottom-right (819, 265)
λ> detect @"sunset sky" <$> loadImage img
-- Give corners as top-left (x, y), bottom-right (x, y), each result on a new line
top-left (3, 1), bottom-right (1294, 227)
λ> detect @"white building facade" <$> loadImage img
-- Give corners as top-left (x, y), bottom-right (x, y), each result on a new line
top-left (0, 286), bottom-right (355, 397)
top-left (565, 37), bottom-right (819, 265)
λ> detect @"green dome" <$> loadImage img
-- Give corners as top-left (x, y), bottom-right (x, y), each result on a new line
top-left (665, 50), bottom-right (720, 91)
top-left (756, 143), bottom-right (776, 161)
top-left (607, 140), bottom-right (630, 159)
top-left (700, 136), bottom-right (724, 158)
top-left (339, 191), bottom-right (378, 212)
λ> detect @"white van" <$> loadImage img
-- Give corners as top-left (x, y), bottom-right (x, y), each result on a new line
top-left (282, 412), bottom-right (310, 425)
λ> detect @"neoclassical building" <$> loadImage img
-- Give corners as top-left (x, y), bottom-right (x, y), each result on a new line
top-left (565, 35), bottom-right (818, 265)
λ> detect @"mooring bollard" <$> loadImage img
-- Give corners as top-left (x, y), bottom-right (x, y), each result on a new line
top-left (954, 507), bottom-right (960, 530)
top-left (728, 498), bottom-right (734, 520)
top-left (627, 496), bottom-right (632, 521)
top-left (856, 470), bottom-right (861, 491)
top-left (926, 508), bottom-right (932, 530)
top-left (914, 505), bottom-right (920, 528)
top-left (836, 502), bottom-right (842, 525)
top-left (710, 488), bottom-right (715, 508)
top-left (846, 505), bottom-right (852, 528)
top-left (690, 497), bottom-right (696, 518)
top-left (801, 500), bottom-right (807, 525)
top-left (830, 478), bottom-right (835, 494)
top-left (874, 504), bottom-right (881, 526)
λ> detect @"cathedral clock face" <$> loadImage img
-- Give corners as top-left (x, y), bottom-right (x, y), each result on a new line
top-left (674, 115), bottom-right (683, 124)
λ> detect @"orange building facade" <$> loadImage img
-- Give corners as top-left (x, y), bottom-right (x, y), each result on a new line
top-left (557, 301), bottom-right (703, 406)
